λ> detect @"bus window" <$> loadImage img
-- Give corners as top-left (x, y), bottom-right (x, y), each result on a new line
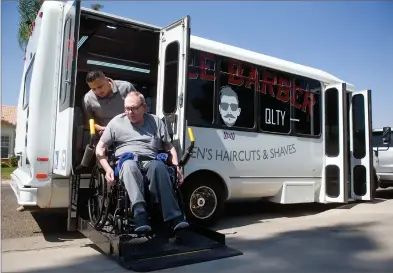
top-left (372, 130), bottom-right (393, 148)
top-left (293, 77), bottom-right (321, 136)
top-left (218, 58), bottom-right (256, 129)
top-left (351, 94), bottom-right (366, 159)
top-left (325, 88), bottom-right (339, 157)
top-left (259, 68), bottom-right (291, 134)
top-left (186, 50), bottom-right (216, 126)
top-left (163, 42), bottom-right (179, 114)
top-left (59, 17), bottom-right (72, 111)
top-left (23, 57), bottom-right (35, 109)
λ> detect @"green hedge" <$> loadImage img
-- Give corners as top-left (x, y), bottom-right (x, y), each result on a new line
top-left (1, 156), bottom-right (18, 168)
top-left (8, 156), bottom-right (17, 167)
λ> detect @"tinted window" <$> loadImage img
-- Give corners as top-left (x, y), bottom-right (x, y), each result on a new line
top-left (23, 57), bottom-right (35, 109)
top-left (163, 42), bottom-right (179, 114)
top-left (259, 69), bottom-right (291, 134)
top-left (293, 77), bottom-right (321, 136)
top-left (59, 17), bottom-right (73, 110)
top-left (352, 94), bottom-right (366, 159)
top-left (218, 58), bottom-right (256, 129)
top-left (325, 88), bottom-right (339, 157)
top-left (372, 131), bottom-right (393, 147)
top-left (186, 50), bottom-right (216, 126)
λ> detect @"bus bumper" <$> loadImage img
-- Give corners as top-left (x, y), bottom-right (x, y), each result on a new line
top-left (10, 171), bottom-right (38, 207)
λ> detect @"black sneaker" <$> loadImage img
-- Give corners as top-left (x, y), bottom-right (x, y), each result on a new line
top-left (171, 215), bottom-right (189, 231)
top-left (134, 211), bottom-right (151, 233)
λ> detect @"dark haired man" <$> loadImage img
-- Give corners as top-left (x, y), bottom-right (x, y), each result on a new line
top-left (83, 70), bottom-right (136, 132)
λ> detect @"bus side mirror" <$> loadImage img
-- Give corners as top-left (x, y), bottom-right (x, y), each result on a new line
top-left (382, 127), bottom-right (391, 146)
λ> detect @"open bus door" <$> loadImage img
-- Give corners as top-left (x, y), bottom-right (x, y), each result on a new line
top-left (73, 15), bottom-right (243, 271)
top-left (349, 90), bottom-right (374, 200)
top-left (156, 16), bottom-right (190, 156)
top-left (54, 1), bottom-right (81, 232)
top-left (323, 83), bottom-right (349, 203)
top-left (53, 0), bottom-right (81, 177)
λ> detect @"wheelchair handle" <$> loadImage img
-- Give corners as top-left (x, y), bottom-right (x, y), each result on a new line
top-left (89, 119), bottom-right (97, 147)
top-left (178, 127), bottom-right (195, 167)
top-left (89, 119), bottom-right (96, 135)
top-left (75, 119), bottom-right (97, 171)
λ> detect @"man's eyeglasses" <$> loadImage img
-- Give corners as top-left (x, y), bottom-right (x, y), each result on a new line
top-left (125, 103), bottom-right (144, 112)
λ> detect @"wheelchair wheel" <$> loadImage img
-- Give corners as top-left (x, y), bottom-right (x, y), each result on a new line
top-left (88, 165), bottom-right (109, 229)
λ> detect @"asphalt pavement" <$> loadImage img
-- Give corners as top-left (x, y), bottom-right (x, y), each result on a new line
top-left (2, 180), bottom-right (393, 241)
top-left (3, 188), bottom-right (393, 273)
top-left (1, 183), bottom-right (70, 240)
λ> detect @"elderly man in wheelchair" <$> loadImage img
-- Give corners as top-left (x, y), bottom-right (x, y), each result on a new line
top-left (95, 91), bottom-right (189, 233)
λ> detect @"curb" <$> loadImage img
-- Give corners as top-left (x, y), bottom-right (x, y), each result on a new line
top-left (2, 236), bottom-right (93, 253)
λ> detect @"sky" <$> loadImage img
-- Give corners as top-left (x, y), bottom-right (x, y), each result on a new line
top-left (1, 1), bottom-right (392, 128)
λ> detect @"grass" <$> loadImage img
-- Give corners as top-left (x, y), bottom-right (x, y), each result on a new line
top-left (1, 167), bottom-right (15, 180)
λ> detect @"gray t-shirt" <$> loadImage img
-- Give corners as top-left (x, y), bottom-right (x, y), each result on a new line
top-left (83, 79), bottom-right (136, 126)
top-left (100, 113), bottom-right (171, 160)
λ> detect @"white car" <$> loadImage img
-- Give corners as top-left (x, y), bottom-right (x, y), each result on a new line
top-left (372, 127), bottom-right (393, 189)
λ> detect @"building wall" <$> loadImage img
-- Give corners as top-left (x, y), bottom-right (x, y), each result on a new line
top-left (1, 122), bottom-right (16, 159)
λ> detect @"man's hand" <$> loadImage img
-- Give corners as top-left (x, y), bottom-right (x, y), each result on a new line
top-left (105, 168), bottom-right (115, 185)
top-left (164, 142), bottom-right (184, 185)
top-left (95, 124), bottom-right (105, 132)
top-left (96, 140), bottom-right (115, 184)
top-left (176, 166), bottom-right (184, 186)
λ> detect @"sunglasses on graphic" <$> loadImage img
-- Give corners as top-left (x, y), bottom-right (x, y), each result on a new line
top-left (220, 102), bottom-right (239, 111)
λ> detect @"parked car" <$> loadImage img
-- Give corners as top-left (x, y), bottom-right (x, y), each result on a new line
top-left (372, 127), bottom-right (392, 189)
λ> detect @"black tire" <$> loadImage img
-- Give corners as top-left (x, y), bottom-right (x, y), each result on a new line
top-left (182, 176), bottom-right (225, 227)
top-left (372, 167), bottom-right (379, 197)
top-left (88, 165), bottom-right (108, 229)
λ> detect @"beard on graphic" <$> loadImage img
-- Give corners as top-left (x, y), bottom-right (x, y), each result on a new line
top-left (219, 86), bottom-right (241, 127)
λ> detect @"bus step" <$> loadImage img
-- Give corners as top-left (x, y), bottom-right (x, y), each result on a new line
top-left (78, 217), bottom-right (242, 272)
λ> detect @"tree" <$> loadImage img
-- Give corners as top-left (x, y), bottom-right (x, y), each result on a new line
top-left (17, 0), bottom-right (44, 51)
top-left (91, 3), bottom-right (104, 11)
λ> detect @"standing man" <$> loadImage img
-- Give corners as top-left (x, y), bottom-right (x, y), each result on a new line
top-left (83, 70), bottom-right (136, 133)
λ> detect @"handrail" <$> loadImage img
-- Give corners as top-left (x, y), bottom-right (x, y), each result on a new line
top-left (179, 127), bottom-right (195, 167)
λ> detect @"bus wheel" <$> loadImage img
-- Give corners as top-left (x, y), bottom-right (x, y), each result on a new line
top-left (182, 177), bottom-right (225, 227)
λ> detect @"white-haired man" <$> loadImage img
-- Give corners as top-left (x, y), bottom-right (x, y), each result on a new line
top-left (95, 92), bottom-right (189, 232)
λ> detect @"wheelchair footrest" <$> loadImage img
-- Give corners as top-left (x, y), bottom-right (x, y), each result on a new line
top-left (78, 217), bottom-right (242, 272)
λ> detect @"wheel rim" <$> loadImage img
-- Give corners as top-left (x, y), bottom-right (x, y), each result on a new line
top-left (189, 186), bottom-right (217, 220)
top-left (88, 167), bottom-right (107, 227)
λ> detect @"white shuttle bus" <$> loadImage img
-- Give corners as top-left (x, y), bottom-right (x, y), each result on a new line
top-left (11, 0), bottom-right (384, 228)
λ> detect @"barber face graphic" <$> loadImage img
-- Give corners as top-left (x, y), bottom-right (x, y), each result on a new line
top-left (219, 86), bottom-right (241, 127)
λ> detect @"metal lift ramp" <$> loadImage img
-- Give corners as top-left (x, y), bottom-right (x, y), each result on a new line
top-left (68, 127), bottom-right (242, 271)
top-left (72, 183), bottom-right (242, 272)
top-left (78, 217), bottom-right (242, 272)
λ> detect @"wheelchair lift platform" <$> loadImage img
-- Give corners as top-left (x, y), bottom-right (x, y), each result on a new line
top-left (71, 125), bottom-right (242, 271)
top-left (78, 217), bottom-right (243, 272)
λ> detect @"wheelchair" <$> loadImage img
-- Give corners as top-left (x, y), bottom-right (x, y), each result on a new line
top-left (84, 119), bottom-right (194, 239)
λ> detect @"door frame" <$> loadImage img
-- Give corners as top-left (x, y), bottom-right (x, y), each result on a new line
top-left (156, 16), bottom-right (191, 156)
top-left (349, 89), bottom-right (373, 200)
top-left (323, 82), bottom-right (349, 203)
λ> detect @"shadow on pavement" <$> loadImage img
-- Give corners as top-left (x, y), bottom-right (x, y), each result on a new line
top-left (31, 211), bottom-right (85, 242)
top-left (214, 199), bottom-right (343, 231)
top-left (7, 222), bottom-right (393, 273)
top-left (376, 188), bottom-right (393, 199)
top-left (30, 188), bottom-right (393, 242)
